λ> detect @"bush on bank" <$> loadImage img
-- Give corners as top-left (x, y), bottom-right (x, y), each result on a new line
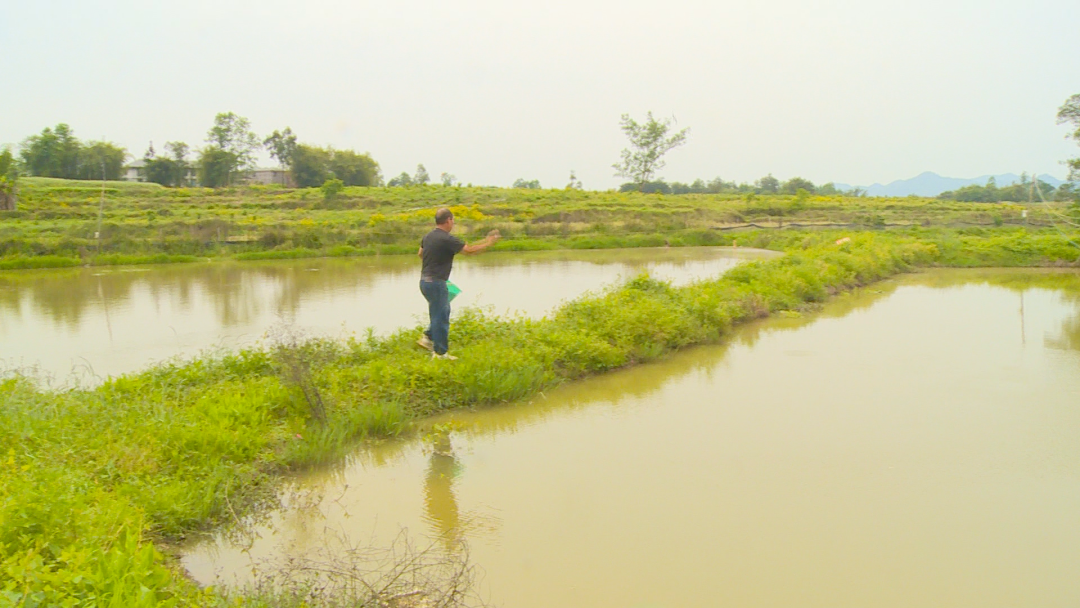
top-left (0, 231), bottom-right (1076, 605)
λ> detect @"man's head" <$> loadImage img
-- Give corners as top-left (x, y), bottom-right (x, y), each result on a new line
top-left (435, 207), bottom-right (454, 230)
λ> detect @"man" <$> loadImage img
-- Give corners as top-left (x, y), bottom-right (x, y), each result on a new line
top-left (417, 207), bottom-right (500, 359)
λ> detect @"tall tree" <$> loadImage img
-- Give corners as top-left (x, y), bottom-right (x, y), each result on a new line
top-left (440, 172), bottom-right (457, 186)
top-left (291, 144), bottom-right (333, 188)
top-left (612, 112), bottom-right (689, 190)
top-left (264, 127), bottom-right (298, 172)
top-left (0, 146), bottom-right (17, 210)
top-left (330, 149), bottom-right (381, 186)
top-left (756, 174), bottom-right (780, 194)
top-left (0, 147), bottom-right (14, 179)
top-left (20, 124), bottom-right (82, 178)
top-left (414, 164), bottom-right (430, 185)
top-left (77, 141), bottom-right (127, 181)
top-left (197, 147), bottom-right (238, 188)
top-left (204, 112), bottom-right (259, 185)
top-left (1058, 94), bottom-right (1080, 182)
top-left (165, 141), bottom-right (189, 163)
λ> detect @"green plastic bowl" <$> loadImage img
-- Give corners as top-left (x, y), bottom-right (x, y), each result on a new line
top-left (447, 281), bottom-right (462, 302)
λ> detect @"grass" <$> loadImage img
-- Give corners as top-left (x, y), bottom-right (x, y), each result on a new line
top-left (1, 204), bottom-right (1079, 603)
top-left (1, 178), bottom-right (1076, 270)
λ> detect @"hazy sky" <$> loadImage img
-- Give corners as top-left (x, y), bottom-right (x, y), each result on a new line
top-left (3, 0), bottom-right (1079, 189)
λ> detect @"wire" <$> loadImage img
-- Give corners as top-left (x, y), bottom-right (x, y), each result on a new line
top-left (1031, 178), bottom-right (1080, 250)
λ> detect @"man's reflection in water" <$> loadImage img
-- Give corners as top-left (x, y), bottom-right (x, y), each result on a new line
top-left (423, 429), bottom-right (464, 551)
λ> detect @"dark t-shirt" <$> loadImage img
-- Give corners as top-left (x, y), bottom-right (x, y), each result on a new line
top-left (420, 228), bottom-right (465, 281)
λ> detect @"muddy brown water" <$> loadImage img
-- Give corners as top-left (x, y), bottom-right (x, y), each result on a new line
top-left (181, 269), bottom-right (1080, 607)
top-left (0, 247), bottom-right (772, 386)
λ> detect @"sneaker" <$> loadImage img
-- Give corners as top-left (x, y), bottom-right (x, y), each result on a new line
top-left (416, 335), bottom-right (434, 351)
top-left (431, 352), bottom-right (458, 361)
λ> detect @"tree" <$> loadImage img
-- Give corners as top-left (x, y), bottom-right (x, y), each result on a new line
top-left (204, 112), bottom-right (259, 185)
top-left (781, 177), bottom-right (816, 195)
top-left (566, 170), bottom-right (582, 190)
top-left (817, 182), bottom-right (840, 195)
top-left (330, 149), bottom-right (381, 186)
top-left (197, 147), bottom-right (238, 188)
top-left (0, 146), bottom-right (17, 210)
top-left (0, 147), bottom-right (14, 178)
top-left (19, 123), bottom-right (82, 178)
top-left (264, 128), bottom-right (298, 172)
top-left (291, 144), bottom-right (332, 188)
top-left (756, 174), bottom-right (780, 194)
top-left (77, 141), bottom-right (126, 181)
top-left (145, 141), bottom-right (191, 187)
top-left (414, 164), bottom-right (430, 185)
top-left (612, 112), bottom-right (689, 190)
top-left (513, 178), bottom-right (541, 189)
top-left (1058, 94), bottom-right (1080, 182)
top-left (440, 172), bottom-right (457, 186)
top-left (290, 145), bottom-right (380, 188)
top-left (388, 172), bottom-right (414, 187)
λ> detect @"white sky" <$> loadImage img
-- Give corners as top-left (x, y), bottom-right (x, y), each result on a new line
top-left (3, 0), bottom-right (1078, 189)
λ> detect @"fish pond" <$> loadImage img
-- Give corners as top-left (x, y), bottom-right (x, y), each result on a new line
top-left (182, 268), bottom-right (1080, 608)
top-left (0, 247), bottom-right (773, 385)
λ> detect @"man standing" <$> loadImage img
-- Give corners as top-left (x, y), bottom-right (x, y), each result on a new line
top-left (417, 207), bottom-right (500, 359)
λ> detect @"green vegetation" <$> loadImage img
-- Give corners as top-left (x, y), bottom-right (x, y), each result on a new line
top-left (0, 146), bottom-right (16, 211)
top-left (1058, 93), bottom-right (1080, 183)
top-left (938, 174), bottom-right (1064, 203)
top-left (2, 230), bottom-right (1078, 605)
top-left (3, 178), bottom-right (1079, 270)
top-left (145, 142), bottom-right (195, 188)
top-left (613, 111), bottom-right (689, 190)
top-left (18, 123), bottom-right (127, 181)
top-left (292, 145), bottom-right (381, 188)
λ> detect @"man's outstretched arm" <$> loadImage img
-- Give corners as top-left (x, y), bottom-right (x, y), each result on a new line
top-left (462, 230), bottom-right (501, 254)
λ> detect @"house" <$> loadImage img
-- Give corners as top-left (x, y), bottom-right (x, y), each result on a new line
top-left (248, 167), bottom-right (293, 187)
top-left (121, 159), bottom-right (198, 186)
top-left (122, 159), bottom-right (145, 182)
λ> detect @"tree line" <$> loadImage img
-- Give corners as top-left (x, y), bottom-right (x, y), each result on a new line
top-left (6, 113), bottom-right (382, 189)
top-left (619, 175), bottom-right (860, 196)
top-left (5, 97), bottom-right (1078, 201)
top-left (938, 174), bottom-right (1075, 203)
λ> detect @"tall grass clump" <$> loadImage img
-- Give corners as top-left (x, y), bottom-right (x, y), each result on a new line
top-left (0, 231), bottom-right (1072, 605)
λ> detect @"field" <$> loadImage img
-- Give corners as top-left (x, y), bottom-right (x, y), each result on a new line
top-left (1, 180), bottom-right (1079, 605)
top-left (2, 177), bottom-right (1076, 270)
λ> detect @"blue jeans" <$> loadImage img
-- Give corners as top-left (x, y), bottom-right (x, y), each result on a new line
top-left (420, 279), bottom-right (451, 355)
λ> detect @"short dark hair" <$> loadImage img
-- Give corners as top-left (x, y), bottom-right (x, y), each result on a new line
top-left (435, 208), bottom-right (454, 225)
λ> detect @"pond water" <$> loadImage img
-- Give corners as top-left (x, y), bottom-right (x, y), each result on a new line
top-left (182, 269), bottom-right (1080, 607)
top-left (0, 247), bottom-right (771, 385)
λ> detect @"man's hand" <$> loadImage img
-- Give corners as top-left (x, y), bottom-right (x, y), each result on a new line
top-left (462, 230), bottom-right (501, 254)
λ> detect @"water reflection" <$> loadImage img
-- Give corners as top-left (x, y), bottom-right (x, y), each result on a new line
top-left (422, 430), bottom-right (464, 551)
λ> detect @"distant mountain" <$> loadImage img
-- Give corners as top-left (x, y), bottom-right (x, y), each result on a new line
top-left (833, 172), bottom-right (1066, 197)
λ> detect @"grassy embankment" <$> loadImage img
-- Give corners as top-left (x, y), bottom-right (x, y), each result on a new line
top-left (2, 183), bottom-right (1079, 605)
top-left (1, 176), bottom-right (1075, 270)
